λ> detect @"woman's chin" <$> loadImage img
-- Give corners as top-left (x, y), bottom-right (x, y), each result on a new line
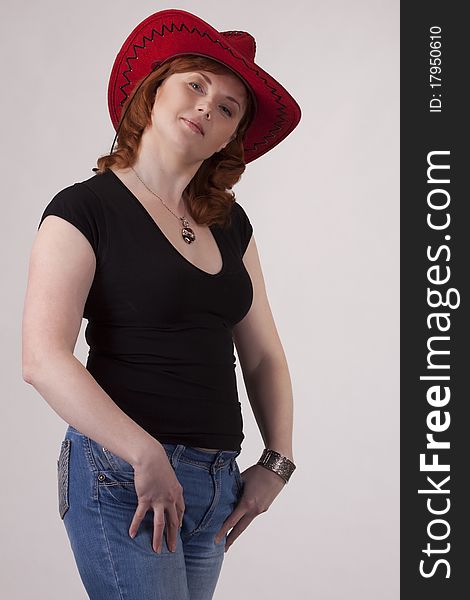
top-left (169, 143), bottom-right (211, 165)
top-left (150, 129), bottom-right (213, 163)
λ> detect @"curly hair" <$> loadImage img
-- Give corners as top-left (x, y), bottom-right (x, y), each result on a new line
top-left (95, 55), bottom-right (256, 229)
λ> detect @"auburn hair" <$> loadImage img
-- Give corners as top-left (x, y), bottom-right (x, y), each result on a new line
top-left (95, 55), bottom-right (256, 229)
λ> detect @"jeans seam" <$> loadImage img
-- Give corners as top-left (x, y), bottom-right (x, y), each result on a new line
top-left (96, 492), bottom-right (126, 600)
top-left (185, 467), bottom-right (222, 539)
top-left (82, 435), bottom-right (100, 500)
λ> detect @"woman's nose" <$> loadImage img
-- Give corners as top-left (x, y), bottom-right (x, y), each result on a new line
top-left (196, 100), bottom-right (213, 117)
top-left (196, 109), bottom-right (211, 121)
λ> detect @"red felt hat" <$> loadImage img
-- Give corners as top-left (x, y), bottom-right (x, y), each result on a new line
top-left (108, 8), bottom-right (302, 163)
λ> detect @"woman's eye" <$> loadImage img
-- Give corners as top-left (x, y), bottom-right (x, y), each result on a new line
top-left (189, 82), bottom-right (232, 117)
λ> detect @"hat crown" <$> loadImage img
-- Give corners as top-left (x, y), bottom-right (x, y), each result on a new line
top-left (221, 31), bottom-right (256, 62)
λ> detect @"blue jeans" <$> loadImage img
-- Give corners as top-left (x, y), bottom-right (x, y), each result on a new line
top-left (57, 425), bottom-right (244, 599)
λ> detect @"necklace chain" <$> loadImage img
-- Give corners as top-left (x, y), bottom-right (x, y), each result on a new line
top-left (131, 166), bottom-right (186, 223)
top-left (130, 166), bottom-right (196, 244)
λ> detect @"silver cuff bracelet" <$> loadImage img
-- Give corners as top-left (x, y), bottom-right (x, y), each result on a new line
top-left (256, 449), bottom-right (296, 484)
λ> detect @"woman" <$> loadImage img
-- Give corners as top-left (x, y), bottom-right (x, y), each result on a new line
top-left (22, 9), bottom-right (301, 600)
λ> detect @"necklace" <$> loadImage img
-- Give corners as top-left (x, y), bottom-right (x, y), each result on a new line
top-left (130, 166), bottom-right (196, 244)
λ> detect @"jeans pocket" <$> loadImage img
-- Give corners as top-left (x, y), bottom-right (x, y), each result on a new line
top-left (94, 444), bottom-right (137, 505)
top-left (101, 446), bottom-right (134, 473)
top-left (57, 439), bottom-right (71, 519)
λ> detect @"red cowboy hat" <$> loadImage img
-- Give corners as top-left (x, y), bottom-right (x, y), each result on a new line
top-left (107, 8), bottom-right (302, 163)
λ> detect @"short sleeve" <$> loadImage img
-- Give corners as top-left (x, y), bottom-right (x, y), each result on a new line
top-left (232, 202), bottom-right (253, 256)
top-left (37, 182), bottom-right (106, 265)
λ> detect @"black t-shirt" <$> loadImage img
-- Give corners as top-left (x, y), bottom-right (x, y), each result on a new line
top-left (37, 169), bottom-right (253, 451)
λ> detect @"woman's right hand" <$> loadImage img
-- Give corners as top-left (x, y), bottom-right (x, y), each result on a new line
top-left (129, 446), bottom-right (185, 554)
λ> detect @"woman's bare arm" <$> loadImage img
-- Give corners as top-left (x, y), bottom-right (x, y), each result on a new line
top-left (22, 215), bottom-right (164, 467)
top-left (213, 234), bottom-right (294, 549)
top-left (232, 234), bottom-right (294, 462)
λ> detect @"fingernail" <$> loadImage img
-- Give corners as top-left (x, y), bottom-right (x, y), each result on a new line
top-left (129, 531), bottom-right (135, 539)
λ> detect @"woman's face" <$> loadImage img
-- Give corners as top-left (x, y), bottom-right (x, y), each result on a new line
top-left (149, 69), bottom-right (248, 161)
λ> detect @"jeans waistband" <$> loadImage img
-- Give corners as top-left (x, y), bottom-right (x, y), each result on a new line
top-left (65, 425), bottom-right (240, 472)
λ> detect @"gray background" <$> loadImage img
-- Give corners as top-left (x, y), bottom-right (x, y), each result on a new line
top-left (2, 0), bottom-right (399, 598)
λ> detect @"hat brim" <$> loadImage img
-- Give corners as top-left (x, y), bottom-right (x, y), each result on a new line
top-left (108, 9), bottom-right (301, 163)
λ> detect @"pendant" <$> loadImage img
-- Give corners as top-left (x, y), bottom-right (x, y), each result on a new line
top-left (180, 217), bottom-right (196, 244)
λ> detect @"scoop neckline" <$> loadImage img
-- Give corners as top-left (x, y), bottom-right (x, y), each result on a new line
top-left (107, 168), bottom-right (226, 278)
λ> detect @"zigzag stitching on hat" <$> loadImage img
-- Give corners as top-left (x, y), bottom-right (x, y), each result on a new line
top-left (117, 20), bottom-right (290, 154)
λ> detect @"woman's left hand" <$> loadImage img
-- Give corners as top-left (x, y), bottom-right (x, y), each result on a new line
top-left (213, 463), bottom-right (286, 552)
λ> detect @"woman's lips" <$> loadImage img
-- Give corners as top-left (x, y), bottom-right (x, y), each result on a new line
top-left (181, 118), bottom-right (203, 135)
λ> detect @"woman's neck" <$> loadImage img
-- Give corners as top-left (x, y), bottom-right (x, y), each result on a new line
top-left (129, 127), bottom-right (203, 212)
